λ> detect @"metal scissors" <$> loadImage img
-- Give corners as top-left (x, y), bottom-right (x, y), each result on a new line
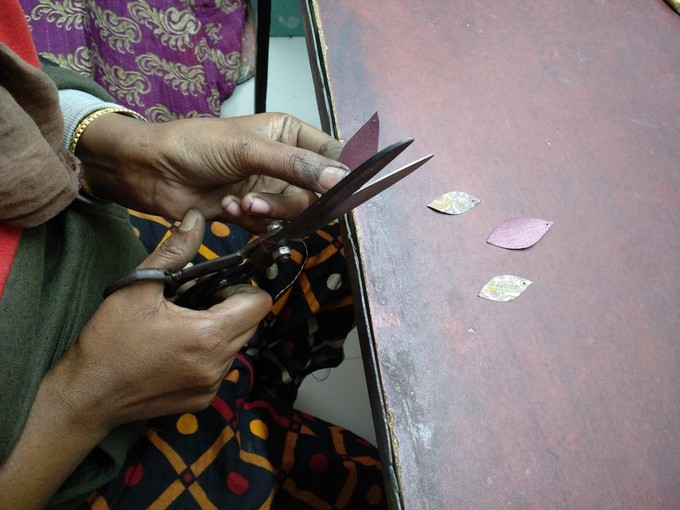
top-left (104, 138), bottom-right (433, 309)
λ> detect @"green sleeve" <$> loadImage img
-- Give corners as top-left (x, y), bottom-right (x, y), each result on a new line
top-left (0, 199), bottom-right (147, 510)
top-left (39, 55), bottom-right (114, 101)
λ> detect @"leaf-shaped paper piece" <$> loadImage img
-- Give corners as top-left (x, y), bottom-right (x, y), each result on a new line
top-left (427, 191), bottom-right (480, 215)
top-left (338, 112), bottom-right (380, 171)
top-left (479, 275), bottom-right (532, 302)
top-left (487, 217), bottom-right (553, 249)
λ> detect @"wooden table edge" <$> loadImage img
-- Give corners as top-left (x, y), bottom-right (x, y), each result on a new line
top-left (299, 1), bottom-right (406, 507)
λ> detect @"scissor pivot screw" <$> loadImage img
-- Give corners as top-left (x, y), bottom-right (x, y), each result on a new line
top-left (267, 221), bottom-right (284, 232)
top-left (273, 245), bottom-right (292, 263)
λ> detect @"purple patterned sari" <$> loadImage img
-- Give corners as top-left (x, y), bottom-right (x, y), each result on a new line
top-left (21, 0), bottom-right (252, 120)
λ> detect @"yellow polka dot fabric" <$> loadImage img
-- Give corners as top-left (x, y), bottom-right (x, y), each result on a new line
top-left (89, 354), bottom-right (385, 509)
top-left (176, 414), bottom-right (199, 435)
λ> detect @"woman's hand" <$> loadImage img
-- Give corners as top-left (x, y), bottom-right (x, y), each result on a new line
top-left (64, 208), bottom-right (272, 427)
top-left (55, 208), bottom-right (271, 428)
top-left (76, 112), bottom-right (348, 232)
top-left (0, 210), bottom-right (271, 509)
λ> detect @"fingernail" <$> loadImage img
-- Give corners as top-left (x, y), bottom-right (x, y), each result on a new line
top-left (247, 196), bottom-right (271, 214)
top-left (320, 166), bottom-right (349, 189)
top-left (179, 209), bottom-right (199, 232)
top-left (224, 199), bottom-right (241, 217)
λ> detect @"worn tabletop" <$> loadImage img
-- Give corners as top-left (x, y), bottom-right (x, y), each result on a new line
top-left (304, 1), bottom-right (680, 508)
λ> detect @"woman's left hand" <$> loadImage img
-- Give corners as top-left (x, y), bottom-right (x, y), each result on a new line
top-left (76, 112), bottom-right (347, 232)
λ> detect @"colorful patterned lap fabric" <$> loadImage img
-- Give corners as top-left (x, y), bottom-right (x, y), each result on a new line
top-left (128, 213), bottom-right (354, 402)
top-left (91, 213), bottom-right (386, 509)
top-left (88, 354), bottom-right (385, 510)
top-left (20, 0), bottom-right (253, 120)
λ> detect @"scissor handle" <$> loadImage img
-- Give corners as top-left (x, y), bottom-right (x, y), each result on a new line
top-left (103, 261), bottom-right (253, 307)
top-left (172, 262), bottom-right (258, 309)
top-left (103, 250), bottom-right (247, 300)
top-left (174, 251), bottom-right (246, 283)
top-left (103, 268), bottom-right (173, 298)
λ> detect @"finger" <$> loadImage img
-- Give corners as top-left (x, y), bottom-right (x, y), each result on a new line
top-left (221, 194), bottom-right (262, 231)
top-left (237, 135), bottom-right (349, 193)
top-left (275, 114), bottom-right (344, 160)
top-left (210, 284), bottom-right (272, 335)
top-left (240, 190), bottom-right (317, 220)
top-left (106, 210), bottom-right (205, 302)
top-left (220, 191), bottom-right (315, 233)
top-left (219, 208), bottom-right (276, 233)
top-left (137, 208), bottom-right (205, 272)
top-left (221, 196), bottom-right (243, 219)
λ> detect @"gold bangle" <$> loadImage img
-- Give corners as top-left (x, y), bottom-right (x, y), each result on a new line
top-left (71, 107), bottom-right (147, 199)
top-left (68, 107), bottom-right (147, 154)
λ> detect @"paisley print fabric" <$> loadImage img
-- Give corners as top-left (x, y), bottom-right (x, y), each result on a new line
top-left (21, 0), bottom-right (251, 119)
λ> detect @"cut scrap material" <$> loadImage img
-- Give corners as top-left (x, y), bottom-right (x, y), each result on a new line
top-left (487, 217), bottom-right (553, 249)
top-left (427, 191), bottom-right (480, 215)
top-left (479, 275), bottom-right (532, 302)
top-left (338, 112), bottom-right (380, 171)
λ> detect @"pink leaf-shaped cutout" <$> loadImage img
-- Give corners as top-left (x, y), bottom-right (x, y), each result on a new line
top-left (487, 217), bottom-right (553, 249)
top-left (339, 112), bottom-right (380, 171)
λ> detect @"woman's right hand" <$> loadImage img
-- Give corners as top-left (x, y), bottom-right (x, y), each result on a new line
top-left (0, 208), bottom-right (271, 510)
top-left (53, 208), bottom-right (272, 432)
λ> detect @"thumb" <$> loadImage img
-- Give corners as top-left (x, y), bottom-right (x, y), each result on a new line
top-left (138, 209), bottom-right (205, 272)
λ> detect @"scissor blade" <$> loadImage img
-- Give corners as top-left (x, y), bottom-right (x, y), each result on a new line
top-left (323, 153), bottom-right (433, 221)
top-left (268, 138), bottom-right (414, 243)
top-left (172, 250), bottom-right (246, 284)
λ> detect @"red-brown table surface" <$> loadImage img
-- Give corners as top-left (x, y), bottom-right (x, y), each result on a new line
top-left (303, 1), bottom-right (680, 508)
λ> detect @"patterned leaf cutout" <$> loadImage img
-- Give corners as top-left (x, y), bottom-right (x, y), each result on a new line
top-left (427, 191), bottom-right (480, 215)
top-left (339, 112), bottom-right (380, 171)
top-left (479, 275), bottom-right (532, 302)
top-left (487, 217), bottom-right (553, 249)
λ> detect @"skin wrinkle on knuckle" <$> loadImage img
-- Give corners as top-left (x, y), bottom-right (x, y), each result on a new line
top-left (321, 139), bottom-right (343, 160)
top-left (279, 114), bottom-right (299, 145)
top-left (107, 292), bottom-right (158, 321)
top-left (134, 305), bottom-right (161, 322)
top-left (196, 371), bottom-right (223, 392)
top-left (156, 237), bottom-right (190, 263)
top-left (250, 175), bottom-right (264, 195)
top-left (265, 112), bottom-right (289, 140)
top-left (210, 312), bottom-right (250, 338)
top-left (189, 316), bottom-right (252, 360)
top-left (191, 319), bottom-right (225, 348)
top-left (288, 152), bottom-right (317, 186)
top-left (180, 360), bottom-right (222, 390)
top-left (235, 139), bottom-right (253, 167)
